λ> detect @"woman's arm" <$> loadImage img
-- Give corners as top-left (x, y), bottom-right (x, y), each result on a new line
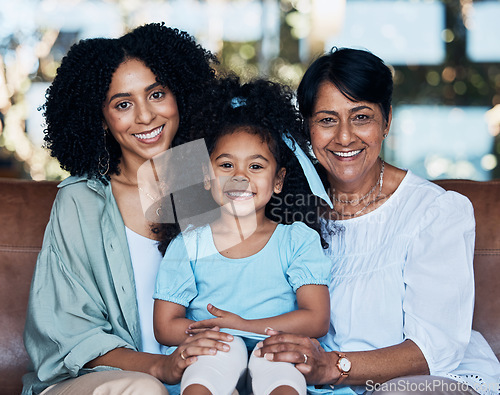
top-left (85, 330), bottom-right (233, 385)
top-left (255, 330), bottom-right (428, 386)
top-left (187, 284), bottom-right (330, 338)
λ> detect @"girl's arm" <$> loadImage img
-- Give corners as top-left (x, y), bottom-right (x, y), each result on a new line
top-left (154, 300), bottom-right (200, 346)
top-left (187, 284), bottom-right (330, 338)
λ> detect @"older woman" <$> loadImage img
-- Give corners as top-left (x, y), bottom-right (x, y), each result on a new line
top-left (256, 48), bottom-right (500, 395)
top-left (22, 23), bottom-right (233, 395)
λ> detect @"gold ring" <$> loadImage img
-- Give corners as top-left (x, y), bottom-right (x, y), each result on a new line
top-left (180, 350), bottom-right (187, 360)
top-left (303, 353), bottom-right (308, 364)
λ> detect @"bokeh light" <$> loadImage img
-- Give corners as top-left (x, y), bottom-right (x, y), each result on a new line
top-left (0, 0), bottom-right (499, 180)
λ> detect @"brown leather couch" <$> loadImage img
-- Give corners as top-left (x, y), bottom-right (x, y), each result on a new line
top-left (0, 177), bottom-right (499, 395)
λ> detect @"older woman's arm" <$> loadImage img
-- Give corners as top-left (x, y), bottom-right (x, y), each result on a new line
top-left (255, 331), bottom-right (428, 386)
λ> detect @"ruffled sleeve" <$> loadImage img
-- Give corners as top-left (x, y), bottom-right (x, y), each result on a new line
top-left (285, 222), bottom-right (331, 292)
top-left (153, 233), bottom-right (198, 307)
top-left (403, 190), bottom-right (475, 375)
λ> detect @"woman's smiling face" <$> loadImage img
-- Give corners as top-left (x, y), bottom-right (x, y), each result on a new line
top-left (102, 58), bottom-right (180, 166)
top-left (309, 81), bottom-right (391, 188)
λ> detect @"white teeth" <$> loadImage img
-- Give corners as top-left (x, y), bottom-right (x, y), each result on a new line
top-left (134, 125), bottom-right (163, 140)
top-left (333, 149), bottom-right (362, 157)
top-left (226, 191), bottom-right (254, 198)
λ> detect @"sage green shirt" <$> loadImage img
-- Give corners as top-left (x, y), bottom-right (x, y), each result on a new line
top-left (23, 176), bottom-right (141, 394)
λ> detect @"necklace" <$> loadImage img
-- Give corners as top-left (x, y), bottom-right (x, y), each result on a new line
top-left (120, 171), bottom-right (162, 217)
top-left (331, 160), bottom-right (385, 205)
top-left (331, 160), bottom-right (385, 218)
top-left (138, 186), bottom-right (157, 202)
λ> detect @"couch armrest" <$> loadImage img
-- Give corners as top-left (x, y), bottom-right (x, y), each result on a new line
top-left (434, 179), bottom-right (500, 360)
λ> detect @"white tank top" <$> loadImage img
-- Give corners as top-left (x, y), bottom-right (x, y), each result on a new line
top-left (125, 227), bottom-right (163, 354)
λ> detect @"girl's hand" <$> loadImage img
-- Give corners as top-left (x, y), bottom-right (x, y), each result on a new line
top-left (161, 330), bottom-right (233, 384)
top-left (186, 304), bottom-right (246, 334)
top-left (253, 328), bottom-right (338, 385)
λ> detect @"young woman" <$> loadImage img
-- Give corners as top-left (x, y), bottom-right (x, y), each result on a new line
top-left (23, 23), bottom-right (233, 395)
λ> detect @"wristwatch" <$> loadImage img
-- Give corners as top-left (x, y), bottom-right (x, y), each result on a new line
top-left (332, 352), bottom-right (351, 386)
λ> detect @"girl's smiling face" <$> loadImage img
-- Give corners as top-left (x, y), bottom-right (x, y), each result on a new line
top-left (206, 128), bottom-right (285, 220)
top-left (102, 58), bottom-right (179, 167)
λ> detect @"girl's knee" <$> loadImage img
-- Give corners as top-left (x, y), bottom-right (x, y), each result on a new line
top-left (182, 383), bottom-right (212, 395)
top-left (269, 385), bottom-right (299, 395)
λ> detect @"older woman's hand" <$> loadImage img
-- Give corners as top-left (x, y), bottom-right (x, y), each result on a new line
top-left (161, 330), bottom-right (233, 384)
top-left (253, 329), bottom-right (338, 385)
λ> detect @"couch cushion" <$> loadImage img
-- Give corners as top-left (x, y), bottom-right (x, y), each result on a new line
top-left (0, 177), bottom-right (498, 393)
top-left (434, 179), bottom-right (500, 360)
top-left (0, 178), bottom-right (58, 395)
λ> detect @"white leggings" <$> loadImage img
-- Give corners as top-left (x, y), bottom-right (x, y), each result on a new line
top-left (181, 336), bottom-right (306, 395)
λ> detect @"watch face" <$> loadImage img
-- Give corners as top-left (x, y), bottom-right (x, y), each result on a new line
top-left (339, 357), bottom-right (351, 372)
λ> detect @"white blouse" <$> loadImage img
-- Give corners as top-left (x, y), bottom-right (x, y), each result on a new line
top-left (320, 171), bottom-right (500, 395)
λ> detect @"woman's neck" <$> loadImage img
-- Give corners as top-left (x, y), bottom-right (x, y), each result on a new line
top-left (116, 158), bottom-right (145, 185)
top-left (327, 159), bottom-right (386, 219)
top-left (328, 159), bottom-right (383, 200)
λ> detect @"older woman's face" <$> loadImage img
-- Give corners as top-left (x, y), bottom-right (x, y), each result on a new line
top-left (102, 58), bottom-right (179, 165)
top-left (309, 82), bottom-right (391, 188)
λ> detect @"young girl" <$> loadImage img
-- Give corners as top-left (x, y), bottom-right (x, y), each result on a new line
top-left (153, 77), bottom-right (332, 395)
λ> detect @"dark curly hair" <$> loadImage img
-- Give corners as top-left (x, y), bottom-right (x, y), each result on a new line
top-left (155, 76), bottom-right (329, 255)
top-left (42, 23), bottom-right (218, 181)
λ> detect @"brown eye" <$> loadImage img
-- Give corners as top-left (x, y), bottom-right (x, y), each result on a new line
top-left (151, 91), bottom-right (165, 100)
top-left (318, 117), bottom-right (336, 125)
top-left (116, 101), bottom-right (131, 110)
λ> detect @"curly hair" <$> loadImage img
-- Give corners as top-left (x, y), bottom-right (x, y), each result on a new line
top-left (42, 23), bottom-right (217, 181)
top-left (155, 76), bottom-right (329, 255)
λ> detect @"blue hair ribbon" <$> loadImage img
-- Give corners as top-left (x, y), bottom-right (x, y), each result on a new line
top-left (231, 97), bottom-right (247, 109)
top-left (282, 133), bottom-right (333, 209)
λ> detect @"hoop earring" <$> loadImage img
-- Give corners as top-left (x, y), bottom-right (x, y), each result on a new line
top-left (99, 129), bottom-right (110, 176)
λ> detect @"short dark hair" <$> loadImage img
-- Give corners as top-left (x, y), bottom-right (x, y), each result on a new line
top-left (42, 23), bottom-right (217, 181)
top-left (297, 47), bottom-right (393, 124)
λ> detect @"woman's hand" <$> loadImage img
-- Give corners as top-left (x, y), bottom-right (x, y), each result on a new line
top-left (254, 329), bottom-right (338, 385)
top-left (159, 329), bottom-right (234, 384)
top-left (186, 304), bottom-right (246, 334)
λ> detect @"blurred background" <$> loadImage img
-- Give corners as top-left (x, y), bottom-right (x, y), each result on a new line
top-left (0, 0), bottom-right (499, 181)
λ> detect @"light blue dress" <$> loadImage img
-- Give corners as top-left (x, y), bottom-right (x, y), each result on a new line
top-left (154, 221), bottom-right (331, 348)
